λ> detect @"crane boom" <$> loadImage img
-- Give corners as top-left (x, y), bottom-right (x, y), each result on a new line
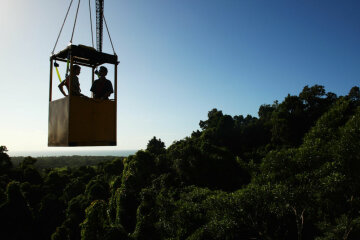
top-left (96, 0), bottom-right (104, 52)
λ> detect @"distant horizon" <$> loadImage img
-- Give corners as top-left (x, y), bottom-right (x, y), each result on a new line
top-left (8, 149), bottom-right (138, 157)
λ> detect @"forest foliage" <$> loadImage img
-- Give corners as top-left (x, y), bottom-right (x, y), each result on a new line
top-left (1, 85), bottom-right (360, 240)
top-left (11, 156), bottom-right (120, 169)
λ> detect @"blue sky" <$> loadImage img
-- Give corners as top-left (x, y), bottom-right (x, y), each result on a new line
top-left (0, 0), bottom-right (359, 154)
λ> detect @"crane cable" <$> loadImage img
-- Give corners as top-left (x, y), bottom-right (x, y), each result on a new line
top-left (52, 0), bottom-right (115, 57)
top-left (70, 0), bottom-right (81, 44)
top-left (66, 0), bottom-right (81, 79)
top-left (52, 0), bottom-right (74, 55)
top-left (104, 15), bottom-right (116, 55)
top-left (88, 0), bottom-right (95, 48)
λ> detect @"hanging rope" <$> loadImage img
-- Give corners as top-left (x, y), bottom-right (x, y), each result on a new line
top-left (88, 0), bottom-right (95, 48)
top-left (65, 51), bottom-right (71, 78)
top-left (52, 0), bottom-right (74, 54)
top-left (104, 15), bottom-right (116, 55)
top-left (52, 0), bottom-right (116, 55)
top-left (70, 0), bottom-right (81, 44)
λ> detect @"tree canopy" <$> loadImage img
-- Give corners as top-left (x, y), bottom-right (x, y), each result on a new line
top-left (1, 85), bottom-right (359, 240)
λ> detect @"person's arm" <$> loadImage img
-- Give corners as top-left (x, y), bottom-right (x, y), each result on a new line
top-left (103, 81), bottom-right (114, 99)
top-left (58, 79), bottom-right (68, 97)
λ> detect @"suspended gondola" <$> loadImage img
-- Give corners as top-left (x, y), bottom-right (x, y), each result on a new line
top-left (48, 0), bottom-right (119, 146)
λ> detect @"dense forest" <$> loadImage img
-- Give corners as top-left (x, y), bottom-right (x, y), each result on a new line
top-left (11, 156), bottom-right (121, 169)
top-left (1, 85), bottom-right (360, 240)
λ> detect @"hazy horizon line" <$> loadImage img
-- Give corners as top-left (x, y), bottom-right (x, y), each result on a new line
top-left (8, 149), bottom-right (139, 157)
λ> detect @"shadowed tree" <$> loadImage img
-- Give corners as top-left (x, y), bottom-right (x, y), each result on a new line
top-left (19, 157), bottom-right (43, 185)
top-left (348, 86), bottom-right (360, 101)
top-left (19, 156), bottom-right (37, 169)
top-left (51, 225), bottom-right (70, 240)
top-left (0, 146), bottom-right (12, 174)
top-left (114, 150), bottom-right (157, 233)
top-left (132, 188), bottom-right (160, 240)
top-left (63, 178), bottom-right (86, 202)
top-left (85, 178), bottom-right (109, 202)
top-left (146, 137), bottom-right (166, 155)
top-left (270, 85), bottom-right (337, 148)
top-left (81, 200), bottom-right (128, 240)
top-left (38, 193), bottom-right (66, 239)
top-left (102, 158), bottom-right (124, 179)
top-left (0, 181), bottom-right (34, 240)
top-left (81, 200), bottom-right (109, 240)
top-left (58, 194), bottom-right (90, 240)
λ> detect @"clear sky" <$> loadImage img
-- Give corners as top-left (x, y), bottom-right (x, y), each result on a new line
top-left (1, 0), bottom-right (359, 154)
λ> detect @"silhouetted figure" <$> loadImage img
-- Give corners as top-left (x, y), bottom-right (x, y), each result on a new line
top-left (58, 65), bottom-right (82, 97)
top-left (90, 66), bottom-right (113, 100)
